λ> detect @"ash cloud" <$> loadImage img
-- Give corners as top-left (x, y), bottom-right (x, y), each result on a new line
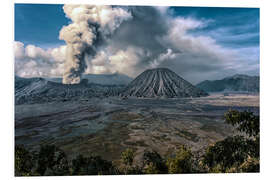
top-left (59, 5), bottom-right (132, 84)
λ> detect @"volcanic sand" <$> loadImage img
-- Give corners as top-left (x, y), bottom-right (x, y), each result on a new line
top-left (15, 93), bottom-right (259, 164)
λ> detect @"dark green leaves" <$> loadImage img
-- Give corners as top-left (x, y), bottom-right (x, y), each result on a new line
top-left (225, 109), bottom-right (259, 137)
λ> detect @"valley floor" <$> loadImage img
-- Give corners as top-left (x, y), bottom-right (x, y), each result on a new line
top-left (15, 93), bottom-right (259, 165)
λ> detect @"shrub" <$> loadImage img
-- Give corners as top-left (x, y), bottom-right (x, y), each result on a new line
top-left (202, 109), bottom-right (260, 173)
top-left (142, 150), bottom-right (167, 174)
top-left (202, 135), bottom-right (250, 172)
top-left (71, 154), bottom-right (118, 175)
top-left (166, 145), bottom-right (193, 173)
top-left (15, 145), bottom-right (34, 176)
top-left (121, 148), bottom-right (134, 166)
top-left (239, 157), bottom-right (259, 172)
top-left (225, 110), bottom-right (259, 137)
top-left (36, 145), bottom-right (69, 175)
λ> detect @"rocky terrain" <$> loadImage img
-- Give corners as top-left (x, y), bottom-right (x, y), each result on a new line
top-left (15, 94), bottom-right (259, 164)
top-left (122, 68), bottom-right (208, 98)
top-left (196, 74), bottom-right (259, 93)
top-left (15, 76), bottom-right (125, 105)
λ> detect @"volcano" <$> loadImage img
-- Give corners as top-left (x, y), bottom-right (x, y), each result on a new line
top-left (122, 68), bottom-right (208, 98)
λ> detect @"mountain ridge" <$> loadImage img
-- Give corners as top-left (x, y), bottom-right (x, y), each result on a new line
top-left (196, 74), bottom-right (259, 93)
top-left (15, 76), bottom-right (125, 104)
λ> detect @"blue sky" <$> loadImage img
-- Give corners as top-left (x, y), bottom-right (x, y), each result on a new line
top-left (14, 4), bottom-right (260, 82)
top-left (15, 5), bottom-right (259, 50)
top-left (15, 4), bottom-right (68, 49)
top-left (170, 7), bottom-right (259, 48)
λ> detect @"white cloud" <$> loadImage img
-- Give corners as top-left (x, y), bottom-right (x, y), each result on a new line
top-left (14, 41), bottom-right (25, 59)
top-left (150, 49), bottom-right (178, 68)
top-left (85, 47), bottom-right (146, 76)
top-left (48, 45), bottom-right (67, 63)
top-left (14, 41), bottom-right (66, 78)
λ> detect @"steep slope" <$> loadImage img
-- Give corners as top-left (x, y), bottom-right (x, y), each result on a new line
top-left (15, 76), bottom-right (125, 104)
top-left (122, 68), bottom-right (208, 98)
top-left (196, 74), bottom-right (259, 93)
top-left (46, 73), bottom-right (133, 85)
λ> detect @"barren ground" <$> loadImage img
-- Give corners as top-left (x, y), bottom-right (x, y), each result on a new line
top-left (15, 93), bottom-right (259, 165)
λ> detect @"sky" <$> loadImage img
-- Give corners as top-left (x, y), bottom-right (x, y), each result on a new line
top-left (14, 4), bottom-right (260, 84)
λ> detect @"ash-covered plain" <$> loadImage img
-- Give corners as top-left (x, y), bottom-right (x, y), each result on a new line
top-left (15, 93), bottom-right (259, 164)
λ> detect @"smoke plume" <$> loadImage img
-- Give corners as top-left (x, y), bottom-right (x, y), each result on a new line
top-left (59, 5), bottom-right (132, 84)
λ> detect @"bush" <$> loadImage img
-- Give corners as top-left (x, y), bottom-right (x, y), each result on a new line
top-left (121, 148), bottom-right (134, 166)
top-left (36, 145), bottom-right (69, 176)
top-left (202, 135), bottom-right (250, 172)
top-left (225, 110), bottom-right (259, 137)
top-left (124, 165), bottom-right (143, 174)
top-left (15, 145), bottom-right (34, 176)
top-left (202, 109), bottom-right (260, 173)
top-left (142, 150), bottom-right (167, 174)
top-left (239, 157), bottom-right (259, 172)
top-left (71, 154), bottom-right (118, 175)
top-left (166, 145), bottom-right (193, 174)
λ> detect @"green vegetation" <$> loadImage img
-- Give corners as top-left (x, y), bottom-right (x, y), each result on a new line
top-left (15, 109), bottom-right (259, 176)
top-left (202, 109), bottom-right (259, 173)
top-left (166, 145), bottom-right (193, 173)
top-left (142, 150), bottom-right (168, 174)
top-left (36, 145), bottom-right (69, 175)
top-left (121, 148), bottom-right (134, 166)
top-left (71, 154), bottom-right (118, 175)
top-left (15, 145), bottom-right (34, 176)
top-left (225, 109), bottom-right (259, 137)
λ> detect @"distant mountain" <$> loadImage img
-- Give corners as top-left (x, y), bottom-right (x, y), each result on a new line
top-left (196, 74), bottom-right (259, 93)
top-left (15, 76), bottom-right (125, 105)
top-left (122, 68), bottom-right (208, 98)
top-left (46, 73), bottom-right (133, 85)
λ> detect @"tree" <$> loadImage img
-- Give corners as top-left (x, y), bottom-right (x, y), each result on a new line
top-left (202, 135), bottom-right (250, 172)
top-left (142, 150), bottom-right (167, 174)
top-left (71, 154), bottom-right (118, 175)
top-left (36, 145), bottom-right (69, 175)
top-left (120, 148), bottom-right (143, 174)
top-left (121, 148), bottom-right (134, 166)
top-left (239, 157), bottom-right (259, 172)
top-left (202, 109), bottom-right (260, 173)
top-left (15, 145), bottom-right (34, 176)
top-left (225, 109), bottom-right (259, 138)
top-left (166, 145), bottom-right (193, 174)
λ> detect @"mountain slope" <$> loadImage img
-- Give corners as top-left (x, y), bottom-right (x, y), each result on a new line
top-left (122, 68), bottom-right (208, 98)
top-left (46, 73), bottom-right (133, 85)
top-left (196, 74), bottom-right (259, 93)
top-left (15, 76), bottom-right (125, 104)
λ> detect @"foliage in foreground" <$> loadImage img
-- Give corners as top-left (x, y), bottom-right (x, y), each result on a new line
top-left (166, 145), bottom-right (193, 174)
top-left (202, 109), bottom-right (259, 173)
top-left (15, 109), bottom-right (259, 176)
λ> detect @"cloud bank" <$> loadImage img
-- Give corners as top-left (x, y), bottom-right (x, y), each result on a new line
top-left (14, 6), bottom-right (259, 84)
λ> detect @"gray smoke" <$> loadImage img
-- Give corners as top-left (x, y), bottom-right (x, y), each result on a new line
top-left (59, 5), bottom-right (132, 84)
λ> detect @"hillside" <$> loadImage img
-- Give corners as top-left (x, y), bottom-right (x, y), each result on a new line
top-left (196, 74), bottom-right (259, 93)
top-left (15, 76), bottom-right (125, 104)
